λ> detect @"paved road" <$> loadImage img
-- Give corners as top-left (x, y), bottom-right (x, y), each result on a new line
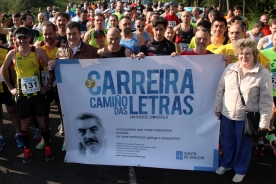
top-left (0, 106), bottom-right (276, 184)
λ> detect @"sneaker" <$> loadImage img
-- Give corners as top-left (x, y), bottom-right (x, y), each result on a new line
top-left (15, 135), bottom-right (24, 148)
top-left (23, 148), bottom-right (32, 164)
top-left (216, 166), bottom-right (231, 175)
top-left (62, 140), bottom-right (66, 151)
top-left (0, 138), bottom-right (6, 151)
top-left (36, 137), bottom-right (45, 149)
top-left (33, 128), bottom-right (41, 140)
top-left (270, 141), bottom-right (276, 157)
top-left (265, 132), bottom-right (276, 142)
top-left (45, 146), bottom-right (54, 161)
top-left (58, 122), bottom-right (64, 135)
top-left (232, 174), bottom-right (245, 183)
top-left (254, 144), bottom-right (264, 156)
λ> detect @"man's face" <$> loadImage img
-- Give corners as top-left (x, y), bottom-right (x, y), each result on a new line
top-left (153, 24), bottom-right (166, 40)
top-left (111, 2), bottom-right (115, 9)
top-left (151, 14), bottom-right (159, 21)
top-left (135, 20), bottom-right (145, 33)
top-left (56, 16), bottom-right (69, 31)
top-left (94, 15), bottom-right (104, 29)
top-left (181, 12), bottom-right (191, 23)
top-left (192, 9), bottom-right (199, 17)
top-left (8, 31), bottom-right (15, 45)
top-left (212, 21), bottom-right (226, 37)
top-left (76, 8), bottom-right (81, 16)
top-left (109, 16), bottom-right (118, 28)
top-left (234, 9), bottom-right (241, 16)
top-left (12, 17), bottom-right (20, 27)
top-left (170, 7), bottom-right (177, 15)
top-left (66, 27), bottom-right (81, 46)
top-left (47, 7), bottom-right (52, 12)
top-left (254, 26), bottom-right (264, 34)
top-left (228, 24), bottom-right (245, 43)
top-left (195, 30), bottom-right (210, 50)
top-left (270, 24), bottom-right (276, 34)
top-left (117, 3), bottom-right (123, 13)
top-left (260, 15), bottom-right (269, 26)
top-left (124, 11), bottom-right (131, 17)
top-left (178, 5), bottom-right (184, 12)
top-left (17, 36), bottom-right (31, 48)
top-left (76, 118), bottom-right (104, 154)
top-left (137, 0), bottom-right (141, 5)
top-left (89, 9), bottom-right (95, 18)
top-left (107, 31), bottom-right (121, 46)
top-left (94, 34), bottom-right (106, 46)
top-left (23, 15), bottom-right (33, 28)
top-left (80, 13), bottom-right (88, 22)
top-left (119, 18), bottom-right (132, 34)
top-left (42, 26), bottom-right (56, 45)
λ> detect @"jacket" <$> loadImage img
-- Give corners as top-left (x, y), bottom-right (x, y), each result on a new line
top-left (215, 62), bottom-right (273, 129)
top-left (55, 41), bottom-right (99, 59)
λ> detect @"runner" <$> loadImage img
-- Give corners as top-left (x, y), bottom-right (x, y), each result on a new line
top-left (134, 16), bottom-right (152, 46)
top-left (140, 17), bottom-right (175, 56)
top-left (11, 13), bottom-right (21, 29)
top-left (246, 20), bottom-right (265, 45)
top-left (94, 30), bottom-right (107, 49)
top-left (55, 13), bottom-right (70, 44)
top-left (191, 7), bottom-right (201, 24)
top-left (233, 5), bottom-right (248, 30)
top-left (257, 18), bottom-right (276, 50)
top-left (80, 10), bottom-right (89, 36)
top-left (0, 27), bottom-right (56, 163)
top-left (114, 2), bottom-right (124, 21)
top-left (33, 13), bottom-right (46, 32)
top-left (20, 13), bottom-right (40, 44)
top-left (260, 14), bottom-right (271, 36)
top-left (108, 14), bottom-right (119, 29)
top-left (164, 4), bottom-right (180, 29)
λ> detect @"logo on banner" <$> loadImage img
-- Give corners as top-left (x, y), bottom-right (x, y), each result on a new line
top-left (176, 151), bottom-right (183, 160)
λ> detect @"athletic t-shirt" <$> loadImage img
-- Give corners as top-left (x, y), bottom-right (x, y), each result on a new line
top-left (164, 14), bottom-right (180, 28)
top-left (140, 38), bottom-right (176, 56)
top-left (114, 12), bottom-right (124, 21)
top-left (0, 46), bottom-right (12, 93)
top-left (262, 25), bottom-right (272, 37)
top-left (56, 34), bottom-right (67, 44)
top-left (260, 48), bottom-right (276, 96)
top-left (181, 49), bottom-right (213, 55)
top-left (214, 43), bottom-right (269, 66)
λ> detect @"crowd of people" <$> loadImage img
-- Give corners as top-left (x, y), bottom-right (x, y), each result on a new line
top-left (0, 0), bottom-right (275, 183)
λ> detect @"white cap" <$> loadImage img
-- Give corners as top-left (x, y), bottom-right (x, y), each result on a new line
top-left (103, 9), bottom-right (112, 14)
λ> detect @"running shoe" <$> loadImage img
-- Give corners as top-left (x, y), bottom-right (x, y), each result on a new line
top-left (58, 122), bottom-right (64, 135)
top-left (15, 134), bottom-right (24, 148)
top-left (265, 132), bottom-right (276, 142)
top-left (36, 137), bottom-right (45, 149)
top-left (232, 174), bottom-right (245, 183)
top-left (33, 128), bottom-right (41, 140)
top-left (62, 140), bottom-right (66, 151)
top-left (254, 144), bottom-right (264, 156)
top-left (23, 148), bottom-right (32, 164)
top-left (270, 141), bottom-right (276, 157)
top-left (0, 138), bottom-right (6, 151)
top-left (216, 166), bottom-right (231, 175)
top-left (45, 146), bottom-right (54, 161)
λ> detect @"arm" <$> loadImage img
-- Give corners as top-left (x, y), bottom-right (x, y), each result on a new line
top-left (257, 37), bottom-right (264, 50)
top-left (173, 25), bottom-right (179, 35)
top-left (97, 48), bottom-right (104, 58)
top-left (192, 26), bottom-right (197, 35)
top-left (125, 48), bottom-right (132, 57)
top-left (83, 29), bottom-right (92, 43)
top-left (258, 70), bottom-right (273, 129)
top-left (36, 47), bottom-right (56, 69)
top-left (0, 50), bottom-right (16, 93)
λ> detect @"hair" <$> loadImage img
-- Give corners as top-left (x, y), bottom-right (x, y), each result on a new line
top-left (55, 12), bottom-right (70, 21)
top-left (164, 5), bottom-right (170, 11)
top-left (20, 13), bottom-right (32, 24)
top-left (76, 113), bottom-right (102, 128)
top-left (209, 9), bottom-right (221, 18)
top-left (231, 22), bottom-right (245, 32)
top-left (196, 28), bottom-right (211, 36)
top-left (271, 18), bottom-right (276, 25)
top-left (135, 16), bottom-right (145, 22)
top-left (197, 20), bottom-right (211, 30)
top-left (41, 21), bottom-right (56, 32)
top-left (81, 9), bottom-right (88, 14)
top-left (12, 13), bottom-right (21, 18)
top-left (95, 13), bottom-right (105, 20)
top-left (109, 14), bottom-right (118, 21)
top-left (25, 10), bottom-right (32, 14)
top-left (65, 21), bottom-right (81, 32)
top-left (146, 7), bottom-right (153, 12)
top-left (119, 15), bottom-right (131, 22)
top-left (130, 6), bottom-right (137, 11)
top-left (233, 5), bottom-right (242, 11)
top-left (254, 20), bottom-right (265, 28)
top-left (231, 16), bottom-right (242, 24)
top-left (178, 3), bottom-right (184, 7)
top-left (233, 38), bottom-right (258, 62)
top-left (151, 17), bottom-right (168, 28)
top-left (211, 17), bottom-right (227, 27)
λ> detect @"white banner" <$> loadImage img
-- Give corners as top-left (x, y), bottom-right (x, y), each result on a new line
top-left (55, 55), bottom-right (225, 171)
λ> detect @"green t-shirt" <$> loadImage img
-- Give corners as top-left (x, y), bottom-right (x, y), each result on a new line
top-left (261, 48), bottom-right (276, 96)
top-left (113, 12), bottom-right (124, 21)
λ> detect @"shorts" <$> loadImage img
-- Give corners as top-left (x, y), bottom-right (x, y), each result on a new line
top-left (46, 87), bottom-right (60, 104)
top-left (0, 91), bottom-right (14, 107)
top-left (16, 94), bottom-right (47, 119)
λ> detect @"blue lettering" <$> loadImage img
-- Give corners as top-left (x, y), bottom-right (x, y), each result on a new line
top-left (96, 97), bottom-right (103, 107)
top-left (103, 71), bottom-right (116, 95)
top-left (165, 69), bottom-right (178, 94)
top-left (171, 96), bottom-right (182, 115)
top-left (159, 69), bottom-right (164, 94)
top-left (149, 96), bottom-right (158, 114)
top-left (139, 96), bottom-right (148, 114)
top-left (180, 69), bottom-right (194, 94)
top-left (147, 70), bottom-right (159, 94)
top-left (90, 97), bottom-right (96, 108)
top-left (129, 96), bottom-right (138, 114)
top-left (88, 71), bottom-right (101, 95)
top-left (183, 95), bottom-right (194, 115)
top-left (117, 71), bottom-right (130, 94)
top-left (159, 96), bottom-right (170, 114)
top-left (132, 71), bottom-right (145, 94)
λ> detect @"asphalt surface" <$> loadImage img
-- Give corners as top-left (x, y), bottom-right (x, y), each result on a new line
top-left (0, 105), bottom-right (276, 184)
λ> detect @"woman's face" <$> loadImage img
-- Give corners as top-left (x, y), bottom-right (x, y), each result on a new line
top-left (238, 46), bottom-right (255, 68)
top-left (165, 28), bottom-right (175, 41)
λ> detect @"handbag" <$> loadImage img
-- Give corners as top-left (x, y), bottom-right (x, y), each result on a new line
top-left (236, 74), bottom-right (266, 138)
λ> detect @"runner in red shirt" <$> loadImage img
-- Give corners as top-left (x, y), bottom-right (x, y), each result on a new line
top-left (164, 5), bottom-right (179, 28)
top-left (260, 14), bottom-right (272, 36)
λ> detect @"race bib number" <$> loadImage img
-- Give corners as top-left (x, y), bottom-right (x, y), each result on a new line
top-left (41, 71), bottom-right (49, 87)
top-left (20, 76), bottom-right (40, 94)
top-left (0, 74), bottom-right (4, 82)
top-left (180, 43), bottom-right (189, 51)
top-left (272, 72), bottom-right (276, 89)
top-left (168, 21), bottom-right (177, 28)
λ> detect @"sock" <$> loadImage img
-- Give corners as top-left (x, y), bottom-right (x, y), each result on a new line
top-left (21, 130), bottom-right (30, 148)
top-left (0, 135), bottom-right (3, 139)
top-left (258, 141), bottom-right (264, 145)
top-left (41, 127), bottom-right (50, 146)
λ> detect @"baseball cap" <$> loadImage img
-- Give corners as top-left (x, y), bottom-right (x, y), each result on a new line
top-left (93, 30), bottom-right (105, 37)
top-left (2, 14), bottom-right (12, 22)
top-left (102, 9), bottom-right (111, 14)
top-left (14, 27), bottom-right (31, 38)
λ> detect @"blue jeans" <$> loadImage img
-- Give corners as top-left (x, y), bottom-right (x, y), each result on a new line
top-left (220, 115), bottom-right (252, 174)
